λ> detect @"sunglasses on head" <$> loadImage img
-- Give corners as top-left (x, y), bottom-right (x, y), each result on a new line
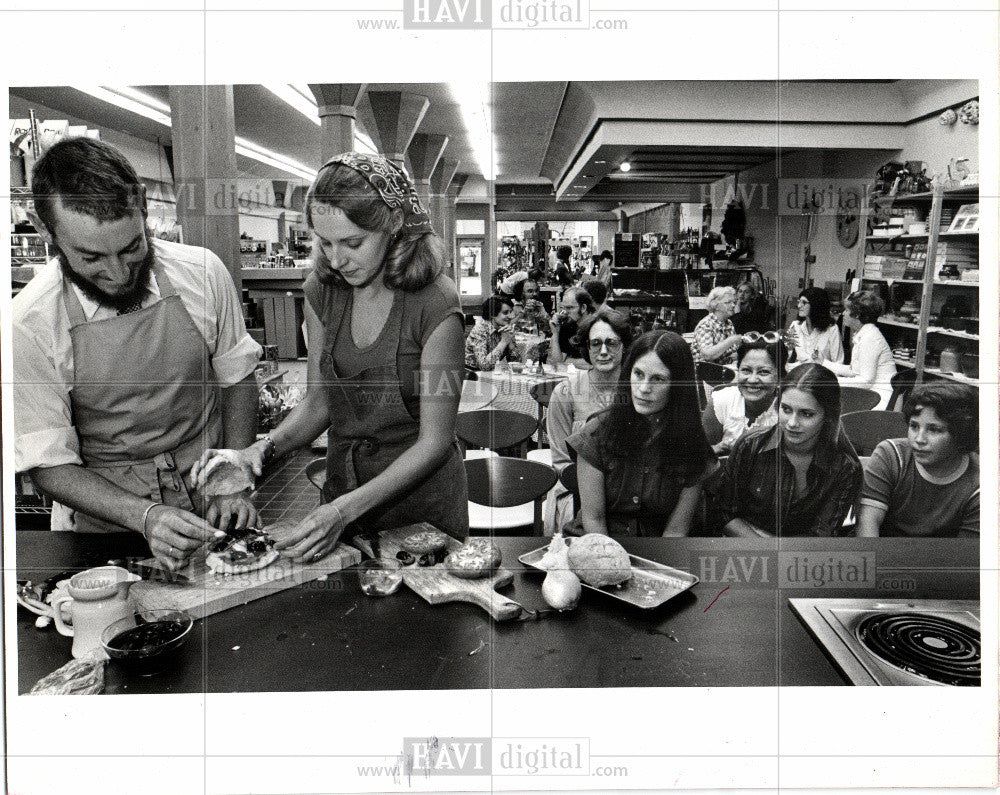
top-left (741, 331), bottom-right (784, 344)
top-left (588, 338), bottom-right (623, 353)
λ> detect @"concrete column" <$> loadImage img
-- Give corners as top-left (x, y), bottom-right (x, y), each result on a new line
top-left (408, 133), bottom-right (448, 224)
top-left (168, 85), bottom-right (242, 290)
top-left (309, 84), bottom-right (365, 162)
top-left (443, 174), bottom-right (467, 280)
top-left (357, 90), bottom-right (429, 168)
top-left (430, 156), bottom-right (460, 238)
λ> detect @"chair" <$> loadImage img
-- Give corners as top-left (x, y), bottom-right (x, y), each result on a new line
top-left (888, 369), bottom-right (917, 411)
top-left (840, 410), bottom-right (908, 456)
top-left (529, 379), bottom-right (562, 445)
top-left (456, 409), bottom-right (538, 456)
top-left (839, 386), bottom-right (881, 415)
top-left (696, 361), bottom-right (736, 410)
top-left (464, 456), bottom-right (557, 535)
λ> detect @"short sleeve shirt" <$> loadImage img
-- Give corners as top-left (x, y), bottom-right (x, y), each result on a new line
top-left (693, 313), bottom-right (737, 364)
top-left (567, 414), bottom-right (716, 537)
top-left (304, 271), bottom-right (463, 417)
top-left (861, 439), bottom-right (979, 537)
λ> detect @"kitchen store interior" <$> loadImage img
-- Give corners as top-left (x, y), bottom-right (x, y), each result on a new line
top-left (10, 81), bottom-right (983, 693)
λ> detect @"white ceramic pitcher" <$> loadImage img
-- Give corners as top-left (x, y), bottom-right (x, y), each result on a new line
top-left (50, 566), bottom-right (140, 659)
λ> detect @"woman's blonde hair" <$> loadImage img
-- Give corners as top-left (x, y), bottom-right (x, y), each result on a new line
top-left (305, 162), bottom-right (445, 292)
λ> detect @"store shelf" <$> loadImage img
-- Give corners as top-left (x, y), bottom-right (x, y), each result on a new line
top-left (892, 358), bottom-right (978, 383)
top-left (874, 187), bottom-right (979, 205)
top-left (863, 277), bottom-right (978, 288)
top-left (880, 317), bottom-right (978, 341)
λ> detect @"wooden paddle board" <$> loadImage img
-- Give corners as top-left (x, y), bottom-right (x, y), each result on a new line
top-left (130, 522), bottom-right (360, 620)
top-left (378, 524), bottom-right (523, 621)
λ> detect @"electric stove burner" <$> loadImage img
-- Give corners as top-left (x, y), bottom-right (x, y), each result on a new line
top-left (855, 613), bottom-right (980, 686)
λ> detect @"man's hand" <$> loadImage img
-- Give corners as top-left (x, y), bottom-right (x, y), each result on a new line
top-left (144, 505), bottom-right (224, 570)
top-left (206, 491), bottom-right (259, 533)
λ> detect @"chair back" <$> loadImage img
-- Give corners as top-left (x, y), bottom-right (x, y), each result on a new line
top-left (529, 379), bottom-right (561, 409)
top-left (464, 456), bottom-right (558, 535)
top-left (696, 361), bottom-right (735, 411)
top-left (839, 386), bottom-right (881, 415)
top-left (840, 410), bottom-right (908, 456)
top-left (888, 369), bottom-right (917, 411)
top-left (456, 409), bottom-right (538, 454)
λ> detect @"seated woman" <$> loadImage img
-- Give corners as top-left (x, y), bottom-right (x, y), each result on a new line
top-left (702, 337), bottom-right (785, 456)
top-left (857, 383), bottom-right (979, 537)
top-left (824, 291), bottom-right (896, 408)
top-left (787, 287), bottom-right (843, 365)
top-left (714, 363), bottom-right (862, 536)
top-left (464, 295), bottom-right (523, 371)
top-left (510, 277), bottom-right (550, 331)
top-left (547, 286), bottom-right (595, 366)
top-left (692, 286), bottom-right (742, 365)
top-left (731, 280), bottom-right (772, 334)
top-left (567, 331), bottom-right (717, 537)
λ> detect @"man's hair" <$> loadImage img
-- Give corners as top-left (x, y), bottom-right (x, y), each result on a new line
top-left (580, 276), bottom-right (608, 306)
top-left (903, 382), bottom-right (978, 453)
top-left (31, 137), bottom-right (146, 233)
top-left (599, 250), bottom-right (613, 263)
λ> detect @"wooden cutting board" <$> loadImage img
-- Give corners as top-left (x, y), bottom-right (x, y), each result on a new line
top-left (130, 525), bottom-right (360, 620)
top-left (378, 525), bottom-right (523, 621)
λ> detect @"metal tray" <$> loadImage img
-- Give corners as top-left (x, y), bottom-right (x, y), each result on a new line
top-left (518, 544), bottom-right (699, 609)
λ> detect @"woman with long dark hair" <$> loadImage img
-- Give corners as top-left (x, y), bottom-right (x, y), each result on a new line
top-left (194, 153), bottom-right (468, 558)
top-left (787, 287), bottom-right (843, 365)
top-left (714, 363), bottom-right (862, 536)
top-left (566, 330), bottom-right (717, 536)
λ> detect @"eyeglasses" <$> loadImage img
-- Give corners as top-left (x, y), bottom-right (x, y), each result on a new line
top-left (588, 338), bottom-right (623, 353)
top-left (741, 331), bottom-right (784, 344)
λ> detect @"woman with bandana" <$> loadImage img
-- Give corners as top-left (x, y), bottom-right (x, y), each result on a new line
top-left (194, 154), bottom-right (468, 559)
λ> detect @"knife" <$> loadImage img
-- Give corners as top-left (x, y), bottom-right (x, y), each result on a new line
top-left (122, 559), bottom-right (191, 586)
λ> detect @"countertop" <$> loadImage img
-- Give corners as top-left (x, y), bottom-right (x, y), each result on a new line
top-left (15, 532), bottom-right (978, 694)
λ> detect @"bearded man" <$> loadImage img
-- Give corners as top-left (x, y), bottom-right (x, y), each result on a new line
top-left (13, 137), bottom-right (261, 570)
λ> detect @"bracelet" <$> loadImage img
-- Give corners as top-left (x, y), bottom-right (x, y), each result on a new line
top-left (260, 435), bottom-right (277, 464)
top-left (141, 503), bottom-right (160, 540)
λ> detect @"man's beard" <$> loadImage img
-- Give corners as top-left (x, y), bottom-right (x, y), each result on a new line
top-left (56, 226), bottom-right (156, 312)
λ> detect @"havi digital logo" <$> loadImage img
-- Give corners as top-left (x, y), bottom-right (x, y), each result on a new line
top-left (403, 0), bottom-right (491, 28)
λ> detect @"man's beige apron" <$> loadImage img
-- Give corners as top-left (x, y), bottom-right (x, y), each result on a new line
top-left (62, 263), bottom-right (223, 532)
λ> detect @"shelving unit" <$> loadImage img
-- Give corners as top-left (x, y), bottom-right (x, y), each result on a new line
top-left (11, 186), bottom-right (48, 296)
top-left (861, 181), bottom-right (979, 383)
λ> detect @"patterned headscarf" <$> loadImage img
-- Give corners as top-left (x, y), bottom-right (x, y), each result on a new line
top-left (320, 152), bottom-right (433, 234)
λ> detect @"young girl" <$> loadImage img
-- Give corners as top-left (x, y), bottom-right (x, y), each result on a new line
top-left (857, 383), bottom-right (979, 537)
top-left (715, 363), bottom-right (862, 536)
top-left (567, 331), bottom-right (717, 537)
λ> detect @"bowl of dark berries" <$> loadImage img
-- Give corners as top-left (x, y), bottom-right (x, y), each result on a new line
top-left (101, 609), bottom-right (194, 676)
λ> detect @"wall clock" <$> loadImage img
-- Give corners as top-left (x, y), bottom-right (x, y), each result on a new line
top-left (836, 208), bottom-right (860, 248)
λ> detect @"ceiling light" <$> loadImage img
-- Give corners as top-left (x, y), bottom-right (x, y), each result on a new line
top-left (619, 162), bottom-right (631, 172)
top-left (263, 84), bottom-right (321, 126)
top-left (449, 82), bottom-right (496, 181)
top-left (71, 85), bottom-right (317, 181)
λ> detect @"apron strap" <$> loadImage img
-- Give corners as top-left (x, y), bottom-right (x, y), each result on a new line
top-left (60, 276), bottom-right (90, 328)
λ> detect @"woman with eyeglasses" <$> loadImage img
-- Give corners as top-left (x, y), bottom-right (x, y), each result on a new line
top-left (702, 337), bottom-right (786, 456)
top-left (731, 281), bottom-right (772, 335)
top-left (713, 363), bottom-right (862, 536)
top-left (566, 331), bottom-right (717, 537)
top-left (546, 308), bottom-right (633, 530)
top-left (786, 287), bottom-right (844, 365)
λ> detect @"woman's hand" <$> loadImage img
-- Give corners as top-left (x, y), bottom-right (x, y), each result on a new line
top-left (191, 442), bottom-right (269, 489)
top-left (273, 500), bottom-right (349, 563)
